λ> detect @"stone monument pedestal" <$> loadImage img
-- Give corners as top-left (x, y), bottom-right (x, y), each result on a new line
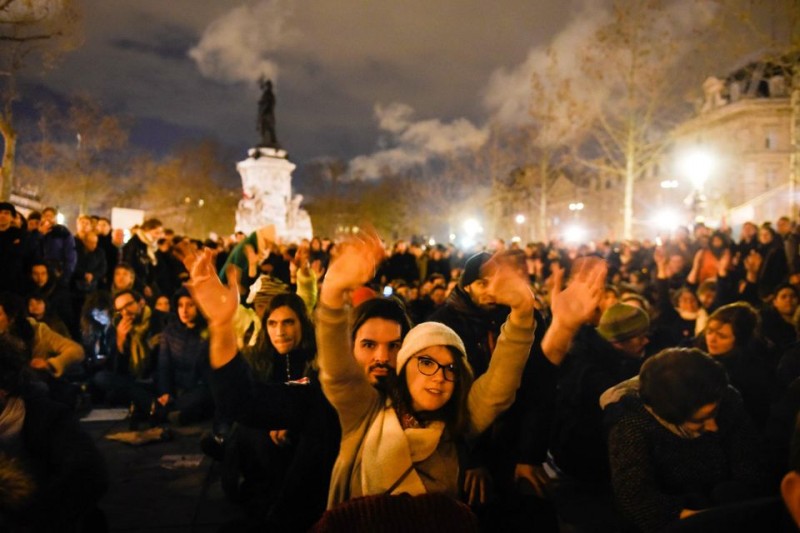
top-left (235, 147), bottom-right (312, 242)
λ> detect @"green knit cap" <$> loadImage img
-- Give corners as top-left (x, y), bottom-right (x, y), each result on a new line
top-left (597, 303), bottom-right (650, 342)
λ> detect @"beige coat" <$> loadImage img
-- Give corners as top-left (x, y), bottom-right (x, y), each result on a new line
top-left (29, 318), bottom-right (84, 377)
top-left (316, 304), bottom-right (533, 508)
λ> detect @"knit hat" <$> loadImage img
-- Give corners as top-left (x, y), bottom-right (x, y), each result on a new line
top-left (459, 252), bottom-right (492, 288)
top-left (0, 202), bottom-right (16, 216)
top-left (597, 303), bottom-right (650, 342)
top-left (246, 274), bottom-right (289, 305)
top-left (396, 322), bottom-right (472, 378)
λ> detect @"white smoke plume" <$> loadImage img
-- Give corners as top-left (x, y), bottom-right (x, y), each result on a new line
top-left (483, 5), bottom-right (610, 133)
top-left (350, 3), bottom-right (612, 178)
top-left (188, 0), bottom-right (295, 84)
top-left (349, 102), bottom-right (489, 179)
top-left (483, 0), bottom-right (718, 143)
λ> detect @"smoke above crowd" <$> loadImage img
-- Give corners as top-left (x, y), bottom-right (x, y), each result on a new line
top-left (186, 0), bottom-right (723, 177)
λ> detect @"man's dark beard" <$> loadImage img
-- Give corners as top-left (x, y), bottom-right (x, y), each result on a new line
top-left (370, 362), bottom-right (393, 391)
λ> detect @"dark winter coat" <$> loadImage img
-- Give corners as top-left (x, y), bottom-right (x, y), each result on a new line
top-left (73, 246), bottom-right (107, 294)
top-left (40, 225), bottom-right (77, 284)
top-left (122, 233), bottom-right (155, 291)
top-left (0, 226), bottom-right (27, 294)
top-left (157, 320), bottom-right (210, 396)
top-left (550, 325), bottom-right (644, 482)
top-left (429, 287), bottom-right (557, 477)
top-left (606, 388), bottom-right (769, 533)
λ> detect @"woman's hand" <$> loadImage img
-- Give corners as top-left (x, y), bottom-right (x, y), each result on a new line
top-left (482, 252), bottom-right (535, 329)
top-left (320, 228), bottom-right (385, 309)
top-left (182, 247), bottom-right (238, 328)
top-left (484, 252), bottom-right (535, 313)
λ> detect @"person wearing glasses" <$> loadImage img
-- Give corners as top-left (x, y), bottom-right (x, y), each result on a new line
top-left (604, 348), bottom-right (770, 533)
top-left (314, 231), bottom-right (537, 508)
top-left (92, 288), bottom-right (167, 426)
top-left (182, 250), bottom-right (411, 531)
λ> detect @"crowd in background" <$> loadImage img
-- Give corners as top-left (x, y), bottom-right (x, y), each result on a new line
top-left (3, 198), bottom-right (800, 532)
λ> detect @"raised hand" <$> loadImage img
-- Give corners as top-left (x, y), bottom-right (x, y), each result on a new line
top-left (183, 248), bottom-right (239, 328)
top-left (551, 256), bottom-right (607, 331)
top-left (541, 257), bottom-right (607, 366)
top-left (321, 228), bottom-right (385, 308)
top-left (483, 252), bottom-right (535, 313)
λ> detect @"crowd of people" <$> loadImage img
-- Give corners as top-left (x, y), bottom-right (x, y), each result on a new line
top-left (2, 198), bottom-right (800, 532)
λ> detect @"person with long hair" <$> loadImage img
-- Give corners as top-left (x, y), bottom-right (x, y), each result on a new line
top-left (699, 302), bottom-right (772, 429)
top-left (187, 264), bottom-right (338, 530)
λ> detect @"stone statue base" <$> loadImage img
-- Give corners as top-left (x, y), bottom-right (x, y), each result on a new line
top-left (235, 147), bottom-right (313, 243)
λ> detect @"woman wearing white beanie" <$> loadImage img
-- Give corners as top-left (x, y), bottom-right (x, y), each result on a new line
top-left (315, 230), bottom-right (538, 508)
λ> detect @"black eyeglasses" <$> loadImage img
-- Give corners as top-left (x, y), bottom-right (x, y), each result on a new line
top-left (415, 356), bottom-right (457, 382)
top-left (114, 300), bottom-right (137, 315)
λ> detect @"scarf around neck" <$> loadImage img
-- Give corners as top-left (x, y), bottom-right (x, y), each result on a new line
top-left (361, 400), bottom-right (445, 497)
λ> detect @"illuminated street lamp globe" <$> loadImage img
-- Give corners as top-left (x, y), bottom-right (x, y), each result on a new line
top-left (515, 214), bottom-right (526, 225)
top-left (678, 149), bottom-right (716, 191)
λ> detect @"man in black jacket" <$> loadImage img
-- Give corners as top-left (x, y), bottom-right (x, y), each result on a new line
top-left (431, 253), bottom-right (605, 531)
top-left (0, 202), bottom-right (27, 295)
top-left (122, 218), bottom-right (164, 298)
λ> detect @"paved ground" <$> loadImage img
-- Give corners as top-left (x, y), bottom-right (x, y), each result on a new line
top-left (81, 412), bottom-right (243, 532)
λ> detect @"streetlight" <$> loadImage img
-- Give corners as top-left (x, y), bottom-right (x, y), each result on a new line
top-left (678, 149), bottom-right (715, 190)
top-left (462, 218), bottom-right (483, 248)
top-left (514, 214), bottom-right (526, 243)
top-left (651, 208), bottom-right (681, 232)
top-left (678, 148), bottom-right (716, 222)
top-left (564, 225), bottom-right (586, 243)
top-left (568, 202), bottom-right (584, 212)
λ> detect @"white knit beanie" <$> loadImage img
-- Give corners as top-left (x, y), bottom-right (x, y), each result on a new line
top-left (396, 322), bottom-right (472, 377)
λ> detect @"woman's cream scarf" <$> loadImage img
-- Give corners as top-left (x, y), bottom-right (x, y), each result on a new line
top-left (360, 400), bottom-right (445, 496)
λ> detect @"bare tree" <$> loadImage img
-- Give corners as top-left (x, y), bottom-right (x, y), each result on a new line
top-left (135, 140), bottom-right (239, 238)
top-left (17, 94), bottom-right (128, 215)
top-left (570, 0), bottom-right (716, 239)
top-left (0, 0), bottom-right (81, 199)
top-left (526, 55), bottom-right (593, 241)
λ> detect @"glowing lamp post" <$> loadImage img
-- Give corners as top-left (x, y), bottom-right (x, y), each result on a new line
top-left (461, 217), bottom-right (483, 249)
top-left (678, 149), bottom-right (716, 222)
top-left (513, 214), bottom-right (526, 243)
top-left (568, 202), bottom-right (584, 214)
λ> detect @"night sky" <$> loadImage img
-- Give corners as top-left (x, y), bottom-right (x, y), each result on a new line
top-left (22, 1), bottom-right (578, 173)
top-left (18, 0), bottom-right (777, 189)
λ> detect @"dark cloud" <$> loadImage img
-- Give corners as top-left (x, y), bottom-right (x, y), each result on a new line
top-left (25, 0), bottom-right (584, 175)
top-left (109, 26), bottom-right (196, 61)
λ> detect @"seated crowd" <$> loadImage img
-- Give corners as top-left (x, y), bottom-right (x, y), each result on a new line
top-left (2, 199), bottom-right (800, 532)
